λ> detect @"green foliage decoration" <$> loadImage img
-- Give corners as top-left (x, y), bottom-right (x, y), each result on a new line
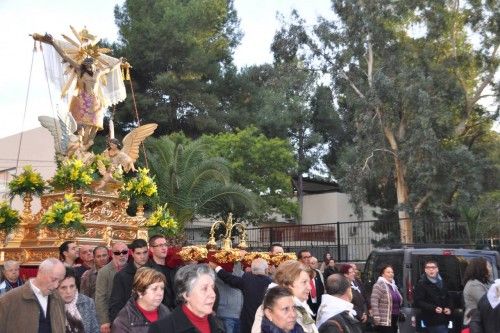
top-left (8, 165), bottom-right (46, 197)
top-left (0, 201), bottom-right (21, 233)
top-left (40, 194), bottom-right (86, 232)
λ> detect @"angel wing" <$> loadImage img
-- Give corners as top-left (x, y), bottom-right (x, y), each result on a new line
top-left (118, 123), bottom-right (158, 172)
top-left (38, 113), bottom-right (78, 155)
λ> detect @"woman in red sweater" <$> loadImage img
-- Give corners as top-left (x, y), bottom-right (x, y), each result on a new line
top-left (113, 267), bottom-right (170, 332)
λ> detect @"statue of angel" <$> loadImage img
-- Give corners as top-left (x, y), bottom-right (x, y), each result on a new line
top-left (32, 27), bottom-right (126, 145)
top-left (103, 123), bottom-right (158, 173)
top-left (38, 113), bottom-right (94, 164)
top-left (92, 160), bottom-right (123, 193)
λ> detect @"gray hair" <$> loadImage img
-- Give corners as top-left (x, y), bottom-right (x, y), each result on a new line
top-left (174, 264), bottom-right (215, 304)
top-left (251, 258), bottom-right (268, 275)
top-left (38, 258), bottom-right (64, 275)
top-left (325, 273), bottom-right (351, 296)
top-left (3, 260), bottom-right (20, 270)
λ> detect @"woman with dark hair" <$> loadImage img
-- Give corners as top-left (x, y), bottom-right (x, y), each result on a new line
top-left (57, 267), bottom-right (99, 333)
top-left (340, 264), bottom-right (367, 324)
top-left (112, 267), bottom-right (170, 332)
top-left (370, 265), bottom-right (402, 333)
top-left (148, 263), bottom-right (224, 333)
top-left (319, 253), bottom-right (331, 274)
top-left (262, 286), bottom-right (304, 333)
top-left (462, 257), bottom-right (492, 327)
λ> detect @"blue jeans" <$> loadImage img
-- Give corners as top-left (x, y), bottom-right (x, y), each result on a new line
top-left (220, 317), bottom-right (240, 333)
top-left (426, 325), bottom-right (449, 333)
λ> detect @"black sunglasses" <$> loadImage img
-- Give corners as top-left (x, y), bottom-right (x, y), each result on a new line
top-left (113, 250), bottom-right (128, 256)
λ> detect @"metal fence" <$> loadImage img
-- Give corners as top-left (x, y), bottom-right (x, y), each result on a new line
top-left (185, 218), bottom-right (475, 262)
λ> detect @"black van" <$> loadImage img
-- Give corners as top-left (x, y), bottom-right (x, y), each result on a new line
top-left (362, 248), bottom-right (500, 333)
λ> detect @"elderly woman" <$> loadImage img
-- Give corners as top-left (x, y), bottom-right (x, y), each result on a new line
top-left (57, 267), bottom-right (99, 333)
top-left (370, 264), bottom-right (402, 333)
top-left (262, 286), bottom-right (304, 333)
top-left (340, 264), bottom-right (367, 324)
top-left (112, 267), bottom-right (170, 332)
top-left (0, 260), bottom-right (24, 295)
top-left (463, 257), bottom-right (492, 327)
top-left (148, 263), bottom-right (225, 333)
top-left (252, 260), bottom-right (318, 333)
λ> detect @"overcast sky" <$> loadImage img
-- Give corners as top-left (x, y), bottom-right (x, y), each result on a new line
top-left (0, 0), bottom-right (334, 139)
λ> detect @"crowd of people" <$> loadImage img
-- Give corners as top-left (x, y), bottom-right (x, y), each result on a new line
top-left (0, 240), bottom-right (498, 333)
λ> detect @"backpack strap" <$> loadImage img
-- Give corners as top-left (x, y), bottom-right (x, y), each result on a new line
top-left (326, 319), bottom-right (345, 333)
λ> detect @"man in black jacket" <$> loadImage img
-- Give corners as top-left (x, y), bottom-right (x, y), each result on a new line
top-left (209, 258), bottom-right (272, 333)
top-left (414, 260), bottom-right (452, 333)
top-left (298, 249), bottom-right (325, 317)
top-left (148, 235), bottom-right (177, 309)
top-left (108, 239), bottom-right (149, 323)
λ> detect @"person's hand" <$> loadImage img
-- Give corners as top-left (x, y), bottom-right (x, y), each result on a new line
top-left (208, 261), bottom-right (218, 270)
top-left (100, 323), bottom-right (111, 333)
top-left (443, 308), bottom-right (451, 315)
top-left (435, 307), bottom-right (443, 314)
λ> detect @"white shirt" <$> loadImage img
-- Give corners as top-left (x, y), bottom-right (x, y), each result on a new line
top-left (29, 279), bottom-right (48, 316)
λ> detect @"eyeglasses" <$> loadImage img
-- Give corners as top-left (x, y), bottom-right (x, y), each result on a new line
top-left (113, 250), bottom-right (129, 256)
top-left (151, 242), bottom-right (168, 248)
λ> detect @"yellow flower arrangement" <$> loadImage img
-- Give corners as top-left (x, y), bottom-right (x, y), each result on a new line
top-left (146, 204), bottom-right (179, 237)
top-left (40, 194), bottom-right (85, 232)
top-left (123, 168), bottom-right (157, 201)
top-left (51, 158), bottom-right (94, 191)
top-left (8, 165), bottom-right (46, 197)
top-left (0, 201), bottom-right (21, 233)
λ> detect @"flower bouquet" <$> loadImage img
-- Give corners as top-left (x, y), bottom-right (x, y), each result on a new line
top-left (145, 204), bottom-right (179, 237)
top-left (270, 252), bottom-right (297, 267)
top-left (51, 158), bottom-right (94, 191)
top-left (0, 201), bottom-right (21, 235)
top-left (40, 194), bottom-right (86, 233)
top-left (123, 167), bottom-right (157, 200)
top-left (8, 165), bottom-right (46, 197)
top-left (178, 245), bottom-right (208, 263)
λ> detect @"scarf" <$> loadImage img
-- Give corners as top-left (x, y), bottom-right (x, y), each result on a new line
top-left (427, 274), bottom-right (443, 289)
top-left (486, 279), bottom-right (500, 309)
top-left (65, 292), bottom-right (84, 333)
top-left (351, 281), bottom-right (360, 293)
top-left (377, 276), bottom-right (398, 292)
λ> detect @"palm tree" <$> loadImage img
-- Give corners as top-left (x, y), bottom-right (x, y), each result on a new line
top-left (146, 134), bottom-right (257, 226)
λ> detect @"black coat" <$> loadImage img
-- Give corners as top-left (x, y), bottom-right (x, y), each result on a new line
top-left (112, 297), bottom-right (170, 333)
top-left (414, 274), bottom-right (452, 327)
top-left (109, 261), bottom-right (175, 323)
top-left (147, 306), bottom-right (225, 333)
top-left (307, 269), bottom-right (325, 316)
top-left (150, 261), bottom-right (177, 310)
top-left (469, 293), bottom-right (500, 333)
top-left (351, 280), bottom-right (367, 322)
top-left (318, 311), bottom-right (363, 333)
top-left (217, 268), bottom-right (272, 333)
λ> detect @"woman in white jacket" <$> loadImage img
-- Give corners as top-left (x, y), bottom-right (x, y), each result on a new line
top-left (252, 260), bottom-right (319, 333)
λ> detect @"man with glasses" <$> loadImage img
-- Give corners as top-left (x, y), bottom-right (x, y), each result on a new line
top-left (95, 241), bottom-right (128, 333)
top-left (414, 260), bottom-right (452, 333)
top-left (149, 234), bottom-right (176, 309)
top-left (299, 249), bottom-right (325, 318)
top-left (109, 239), bottom-right (149, 323)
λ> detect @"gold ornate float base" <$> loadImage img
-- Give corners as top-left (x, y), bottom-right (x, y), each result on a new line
top-left (1, 192), bottom-right (147, 265)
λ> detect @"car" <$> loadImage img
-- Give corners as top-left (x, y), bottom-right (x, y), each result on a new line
top-left (362, 248), bottom-right (500, 333)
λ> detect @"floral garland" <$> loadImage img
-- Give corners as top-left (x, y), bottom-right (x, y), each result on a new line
top-left (270, 252), bottom-right (298, 267)
top-left (212, 249), bottom-right (243, 264)
top-left (40, 194), bottom-right (85, 232)
top-left (242, 252), bottom-right (271, 266)
top-left (51, 158), bottom-right (94, 191)
top-left (8, 165), bottom-right (46, 197)
top-left (178, 245), bottom-right (208, 262)
top-left (0, 201), bottom-right (20, 233)
top-left (145, 204), bottom-right (178, 237)
top-left (123, 168), bottom-right (157, 202)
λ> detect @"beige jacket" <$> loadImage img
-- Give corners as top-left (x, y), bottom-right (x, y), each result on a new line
top-left (95, 261), bottom-right (118, 325)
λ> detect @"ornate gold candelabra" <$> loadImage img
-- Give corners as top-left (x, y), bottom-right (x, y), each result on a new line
top-left (206, 213), bottom-right (248, 250)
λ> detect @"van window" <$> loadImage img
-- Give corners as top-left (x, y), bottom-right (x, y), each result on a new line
top-left (365, 252), bottom-right (404, 288)
top-left (412, 255), bottom-right (469, 291)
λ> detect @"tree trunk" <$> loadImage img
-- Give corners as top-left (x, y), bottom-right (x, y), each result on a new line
top-left (384, 126), bottom-right (413, 244)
